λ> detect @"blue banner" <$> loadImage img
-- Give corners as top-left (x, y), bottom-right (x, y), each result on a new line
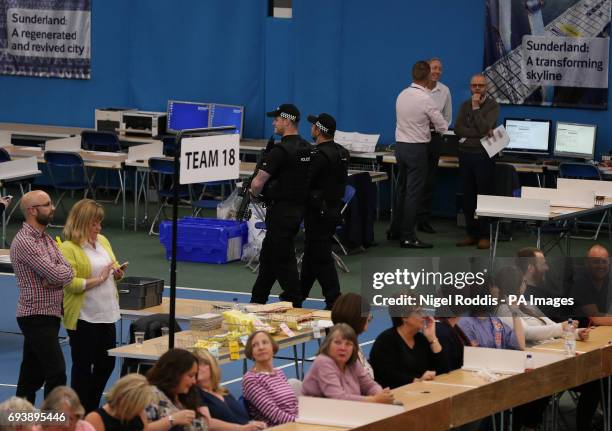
top-left (0, 0), bottom-right (90, 79)
top-left (483, 0), bottom-right (610, 109)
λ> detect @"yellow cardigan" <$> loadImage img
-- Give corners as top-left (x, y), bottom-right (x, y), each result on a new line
top-left (60, 234), bottom-right (120, 330)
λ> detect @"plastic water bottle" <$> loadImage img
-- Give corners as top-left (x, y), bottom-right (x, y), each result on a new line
top-left (563, 318), bottom-right (576, 357)
top-left (524, 353), bottom-right (534, 372)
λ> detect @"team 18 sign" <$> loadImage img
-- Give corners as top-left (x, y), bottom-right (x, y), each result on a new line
top-left (179, 134), bottom-right (240, 185)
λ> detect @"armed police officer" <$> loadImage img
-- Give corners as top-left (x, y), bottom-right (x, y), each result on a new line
top-left (249, 104), bottom-right (311, 307)
top-left (299, 113), bottom-right (349, 310)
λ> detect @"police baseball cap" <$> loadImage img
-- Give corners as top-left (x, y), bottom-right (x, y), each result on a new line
top-left (307, 113), bottom-right (336, 135)
top-left (266, 104), bottom-right (300, 122)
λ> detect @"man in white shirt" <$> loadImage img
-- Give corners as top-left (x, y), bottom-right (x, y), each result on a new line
top-left (388, 61), bottom-right (448, 248)
top-left (418, 58), bottom-right (452, 234)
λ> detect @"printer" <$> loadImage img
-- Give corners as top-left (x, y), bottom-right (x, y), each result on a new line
top-left (120, 111), bottom-right (167, 137)
top-left (95, 107), bottom-right (136, 132)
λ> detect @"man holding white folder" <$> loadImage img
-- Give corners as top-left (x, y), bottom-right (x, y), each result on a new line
top-left (454, 74), bottom-right (499, 250)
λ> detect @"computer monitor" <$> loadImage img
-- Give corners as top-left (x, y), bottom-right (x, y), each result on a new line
top-left (210, 103), bottom-right (244, 137)
top-left (503, 118), bottom-right (551, 156)
top-left (554, 122), bottom-right (597, 160)
top-left (166, 100), bottom-right (211, 133)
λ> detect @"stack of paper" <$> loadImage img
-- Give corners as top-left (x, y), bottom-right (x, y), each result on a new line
top-left (335, 131), bottom-right (379, 153)
top-left (190, 313), bottom-right (223, 332)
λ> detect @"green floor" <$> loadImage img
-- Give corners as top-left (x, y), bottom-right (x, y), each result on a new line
top-left (3, 190), bottom-right (610, 298)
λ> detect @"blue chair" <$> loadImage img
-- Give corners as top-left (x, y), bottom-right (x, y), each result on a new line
top-left (191, 180), bottom-right (235, 216)
top-left (81, 131), bottom-right (122, 152)
top-left (297, 185), bottom-right (356, 274)
top-left (0, 148), bottom-right (10, 162)
top-left (333, 185), bottom-right (357, 256)
top-left (148, 157), bottom-right (191, 235)
top-left (162, 136), bottom-right (178, 157)
top-left (559, 162), bottom-right (608, 240)
top-left (44, 151), bottom-right (91, 221)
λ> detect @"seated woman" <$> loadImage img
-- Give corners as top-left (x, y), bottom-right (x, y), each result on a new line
top-left (331, 293), bottom-right (374, 378)
top-left (85, 373), bottom-right (155, 431)
top-left (196, 349), bottom-right (266, 431)
top-left (35, 386), bottom-right (95, 431)
top-left (60, 199), bottom-right (125, 413)
top-left (146, 349), bottom-right (209, 431)
top-left (302, 323), bottom-right (394, 403)
top-left (0, 396), bottom-right (36, 431)
top-left (435, 317), bottom-right (470, 372)
top-left (242, 331), bottom-right (298, 426)
top-left (369, 298), bottom-right (446, 389)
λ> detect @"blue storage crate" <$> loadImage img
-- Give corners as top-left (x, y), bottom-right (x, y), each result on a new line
top-left (159, 218), bottom-right (248, 264)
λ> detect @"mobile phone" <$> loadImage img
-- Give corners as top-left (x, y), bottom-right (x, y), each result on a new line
top-left (119, 261), bottom-right (129, 270)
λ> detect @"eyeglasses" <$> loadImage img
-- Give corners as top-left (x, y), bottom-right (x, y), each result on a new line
top-left (470, 83), bottom-right (486, 88)
top-left (30, 201), bottom-right (54, 209)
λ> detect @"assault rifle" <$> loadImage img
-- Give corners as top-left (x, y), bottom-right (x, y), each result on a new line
top-left (236, 136), bottom-right (275, 221)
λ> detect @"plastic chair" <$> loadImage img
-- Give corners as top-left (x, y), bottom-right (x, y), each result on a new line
top-left (0, 148), bottom-right (10, 162)
top-left (559, 162), bottom-right (609, 241)
top-left (162, 136), bottom-right (178, 157)
top-left (296, 185), bottom-right (356, 274)
top-left (192, 180), bottom-right (235, 216)
top-left (0, 148), bottom-right (36, 229)
top-left (44, 151), bottom-right (91, 220)
top-left (81, 130), bottom-right (122, 152)
top-left (333, 185), bottom-right (357, 256)
top-left (148, 157), bottom-right (191, 235)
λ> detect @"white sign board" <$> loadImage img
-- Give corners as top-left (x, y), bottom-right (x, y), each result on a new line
top-left (297, 396), bottom-right (404, 428)
top-left (180, 134), bottom-right (239, 185)
top-left (0, 131), bottom-right (11, 148)
top-left (45, 136), bottom-right (81, 152)
top-left (127, 141), bottom-right (163, 162)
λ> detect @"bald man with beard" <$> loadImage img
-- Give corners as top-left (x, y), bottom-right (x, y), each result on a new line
top-left (10, 190), bottom-right (73, 403)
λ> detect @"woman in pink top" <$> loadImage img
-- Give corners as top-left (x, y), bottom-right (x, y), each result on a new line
top-left (302, 323), bottom-right (395, 403)
top-left (33, 386), bottom-right (95, 431)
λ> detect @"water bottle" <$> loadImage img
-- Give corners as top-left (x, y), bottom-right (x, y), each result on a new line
top-left (563, 318), bottom-right (576, 357)
top-left (524, 353), bottom-right (534, 372)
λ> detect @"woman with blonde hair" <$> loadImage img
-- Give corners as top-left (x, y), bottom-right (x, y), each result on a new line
top-left (60, 199), bottom-right (125, 412)
top-left (196, 349), bottom-right (266, 430)
top-left (35, 386), bottom-right (95, 431)
top-left (0, 396), bottom-right (36, 431)
top-left (85, 374), bottom-right (155, 431)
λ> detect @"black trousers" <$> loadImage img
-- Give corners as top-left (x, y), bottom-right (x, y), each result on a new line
top-left (389, 142), bottom-right (428, 241)
top-left (250, 201), bottom-right (303, 307)
top-left (576, 379), bottom-right (608, 430)
top-left (300, 206), bottom-right (342, 309)
top-left (458, 151), bottom-right (495, 239)
top-left (67, 320), bottom-right (116, 413)
top-left (418, 133), bottom-right (442, 223)
top-left (16, 315), bottom-right (66, 404)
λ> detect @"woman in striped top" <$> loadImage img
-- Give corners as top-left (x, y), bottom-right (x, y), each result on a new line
top-left (242, 331), bottom-right (298, 426)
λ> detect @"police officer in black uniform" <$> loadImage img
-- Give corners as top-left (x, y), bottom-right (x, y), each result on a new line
top-left (249, 104), bottom-right (311, 308)
top-left (300, 113), bottom-right (349, 310)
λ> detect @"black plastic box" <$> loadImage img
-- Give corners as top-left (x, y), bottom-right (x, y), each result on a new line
top-left (118, 277), bottom-right (164, 310)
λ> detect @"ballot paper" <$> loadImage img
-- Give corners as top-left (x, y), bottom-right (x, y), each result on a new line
top-left (480, 125), bottom-right (510, 158)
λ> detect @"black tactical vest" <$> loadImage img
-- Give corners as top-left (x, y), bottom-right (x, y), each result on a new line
top-left (264, 135), bottom-right (312, 203)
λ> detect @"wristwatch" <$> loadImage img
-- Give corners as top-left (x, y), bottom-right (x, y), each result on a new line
top-left (168, 415), bottom-right (174, 426)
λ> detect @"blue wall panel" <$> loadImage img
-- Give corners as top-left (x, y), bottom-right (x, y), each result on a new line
top-left (0, 0), bottom-right (610, 152)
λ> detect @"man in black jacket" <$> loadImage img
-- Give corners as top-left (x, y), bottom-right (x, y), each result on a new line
top-left (300, 113), bottom-right (349, 309)
top-left (249, 104), bottom-right (311, 307)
